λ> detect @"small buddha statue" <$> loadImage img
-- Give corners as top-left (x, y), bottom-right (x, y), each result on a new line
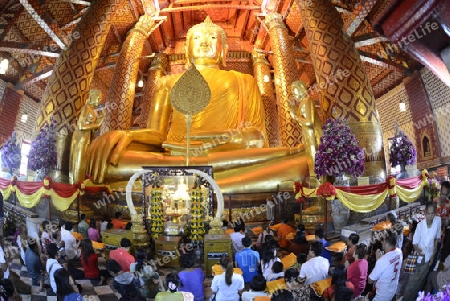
top-left (69, 89), bottom-right (104, 184)
top-left (85, 17), bottom-right (310, 193)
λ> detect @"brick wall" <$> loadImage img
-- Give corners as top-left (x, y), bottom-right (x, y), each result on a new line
top-left (0, 84), bottom-right (23, 146)
top-left (420, 68), bottom-right (450, 158)
top-left (404, 72), bottom-right (441, 167)
top-left (14, 95), bottom-right (40, 144)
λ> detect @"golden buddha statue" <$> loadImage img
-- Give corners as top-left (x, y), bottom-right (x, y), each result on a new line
top-left (289, 81), bottom-right (323, 177)
top-left (69, 89), bottom-right (105, 184)
top-left (85, 17), bottom-right (309, 193)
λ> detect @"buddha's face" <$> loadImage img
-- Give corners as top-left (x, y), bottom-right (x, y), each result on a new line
top-left (188, 28), bottom-right (223, 64)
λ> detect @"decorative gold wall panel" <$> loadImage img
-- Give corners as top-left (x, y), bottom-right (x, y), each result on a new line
top-left (265, 13), bottom-right (303, 147)
top-left (100, 15), bottom-right (156, 133)
top-left (37, 0), bottom-right (126, 177)
top-left (252, 49), bottom-right (280, 147)
top-left (139, 54), bottom-right (168, 129)
top-left (298, 0), bottom-right (386, 180)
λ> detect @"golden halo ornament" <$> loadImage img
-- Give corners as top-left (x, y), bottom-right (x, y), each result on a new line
top-left (170, 64), bottom-right (211, 115)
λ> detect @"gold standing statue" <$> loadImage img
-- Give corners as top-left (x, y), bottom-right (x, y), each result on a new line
top-left (288, 81), bottom-right (322, 178)
top-left (85, 17), bottom-right (310, 193)
top-left (69, 89), bottom-right (105, 184)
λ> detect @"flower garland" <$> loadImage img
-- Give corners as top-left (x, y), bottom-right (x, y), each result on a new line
top-left (189, 188), bottom-right (206, 241)
top-left (28, 120), bottom-right (57, 173)
top-left (149, 188), bottom-right (164, 239)
top-left (389, 131), bottom-right (416, 168)
top-left (314, 118), bottom-right (364, 178)
top-left (0, 132), bottom-right (21, 173)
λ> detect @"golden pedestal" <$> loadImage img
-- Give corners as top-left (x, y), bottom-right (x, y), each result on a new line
top-left (155, 235), bottom-right (182, 268)
top-left (102, 229), bottom-right (133, 248)
top-left (204, 234), bottom-right (232, 277)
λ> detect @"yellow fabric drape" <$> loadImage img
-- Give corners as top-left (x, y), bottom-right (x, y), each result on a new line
top-left (335, 189), bottom-right (388, 213)
top-left (0, 184), bottom-right (80, 211)
top-left (396, 176), bottom-right (428, 203)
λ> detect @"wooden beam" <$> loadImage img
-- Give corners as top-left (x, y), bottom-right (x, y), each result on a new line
top-left (160, 4), bottom-right (261, 12)
top-left (354, 36), bottom-right (390, 48)
top-left (0, 42), bottom-right (60, 58)
top-left (343, 0), bottom-right (378, 37)
top-left (19, 66), bottom-right (54, 88)
top-left (358, 50), bottom-right (408, 72)
top-left (60, 0), bottom-right (91, 5)
top-left (19, 0), bottom-right (66, 48)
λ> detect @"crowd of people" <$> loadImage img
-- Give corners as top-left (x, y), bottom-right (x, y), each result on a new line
top-left (1, 180), bottom-right (450, 301)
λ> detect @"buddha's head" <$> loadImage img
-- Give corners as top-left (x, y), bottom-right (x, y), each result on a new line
top-left (87, 89), bottom-right (102, 107)
top-left (185, 16), bottom-right (228, 69)
top-left (291, 80), bottom-right (308, 100)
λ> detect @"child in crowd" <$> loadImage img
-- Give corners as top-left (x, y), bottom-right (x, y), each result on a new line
top-left (241, 275), bottom-right (269, 301)
top-left (134, 248), bottom-right (163, 299)
top-left (292, 253), bottom-right (307, 271)
top-left (106, 258), bottom-right (140, 301)
top-left (88, 219), bottom-right (100, 242)
top-left (155, 272), bottom-right (194, 301)
top-left (265, 261), bottom-right (284, 281)
top-left (54, 268), bottom-right (83, 301)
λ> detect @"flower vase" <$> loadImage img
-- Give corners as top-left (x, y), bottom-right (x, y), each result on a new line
top-left (334, 173), bottom-right (350, 186)
top-left (35, 168), bottom-right (47, 181)
top-left (396, 164), bottom-right (408, 180)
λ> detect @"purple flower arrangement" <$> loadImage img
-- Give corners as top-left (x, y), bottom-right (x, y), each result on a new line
top-left (417, 284), bottom-right (450, 301)
top-left (0, 132), bottom-right (21, 172)
top-left (314, 118), bottom-right (364, 178)
top-left (27, 120), bottom-right (57, 173)
top-left (388, 131), bottom-right (416, 167)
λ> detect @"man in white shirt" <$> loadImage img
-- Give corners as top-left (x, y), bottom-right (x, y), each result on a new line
top-left (368, 231), bottom-right (402, 301)
top-left (60, 221), bottom-right (81, 260)
top-left (403, 202), bottom-right (441, 301)
top-left (229, 224), bottom-right (245, 255)
top-left (299, 241), bottom-right (329, 285)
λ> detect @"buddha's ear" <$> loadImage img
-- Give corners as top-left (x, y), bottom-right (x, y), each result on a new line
top-left (221, 44), bottom-right (228, 67)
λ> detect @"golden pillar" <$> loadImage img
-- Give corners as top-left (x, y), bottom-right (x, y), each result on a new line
top-left (265, 13), bottom-right (303, 147)
top-left (252, 47), bottom-right (280, 147)
top-left (298, 0), bottom-right (386, 180)
top-left (37, 0), bottom-right (125, 180)
top-left (138, 53), bottom-right (168, 129)
top-left (101, 15), bottom-right (156, 133)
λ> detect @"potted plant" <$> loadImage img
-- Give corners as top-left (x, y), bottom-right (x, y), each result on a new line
top-left (27, 120), bottom-right (57, 180)
top-left (314, 118), bottom-right (364, 233)
top-left (0, 132), bottom-right (21, 177)
top-left (388, 130), bottom-right (416, 176)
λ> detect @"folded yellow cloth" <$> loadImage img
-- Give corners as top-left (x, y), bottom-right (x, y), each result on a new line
top-left (306, 234), bottom-right (316, 242)
top-left (303, 206), bottom-right (319, 213)
top-left (326, 241), bottom-right (347, 252)
top-left (403, 225), bottom-right (410, 236)
top-left (71, 232), bottom-right (83, 240)
top-left (266, 278), bottom-right (286, 294)
top-left (372, 221), bottom-right (392, 231)
top-left (286, 232), bottom-right (295, 240)
top-left (252, 226), bottom-right (263, 236)
top-left (281, 252), bottom-right (297, 270)
top-left (270, 223), bottom-right (282, 231)
top-left (254, 297), bottom-right (271, 301)
top-left (212, 264), bottom-right (243, 276)
top-left (92, 241), bottom-right (105, 250)
top-left (312, 278), bottom-right (332, 296)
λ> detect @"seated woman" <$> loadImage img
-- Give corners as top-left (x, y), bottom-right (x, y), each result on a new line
top-left (346, 244), bottom-right (368, 298)
top-left (87, 219), bottom-right (100, 242)
top-left (241, 275), bottom-right (269, 301)
top-left (211, 255), bottom-right (244, 301)
top-left (426, 254), bottom-right (450, 293)
top-left (256, 224), bottom-right (275, 250)
top-left (323, 265), bottom-right (353, 301)
top-left (0, 279), bottom-right (21, 301)
top-left (260, 244), bottom-right (281, 279)
top-left (265, 261), bottom-right (284, 282)
top-left (155, 272), bottom-right (193, 301)
top-left (54, 268), bottom-right (83, 301)
top-left (80, 239), bottom-right (109, 284)
top-left (284, 268), bottom-right (310, 301)
top-left (288, 224), bottom-right (309, 256)
top-left (178, 252), bottom-right (204, 301)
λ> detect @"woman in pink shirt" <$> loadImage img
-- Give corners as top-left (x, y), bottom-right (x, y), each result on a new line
top-left (346, 243), bottom-right (368, 298)
top-left (88, 219), bottom-right (101, 242)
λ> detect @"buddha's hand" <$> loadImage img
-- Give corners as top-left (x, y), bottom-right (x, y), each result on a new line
top-left (85, 131), bottom-right (131, 182)
top-left (190, 127), bottom-right (265, 149)
top-left (287, 96), bottom-right (305, 124)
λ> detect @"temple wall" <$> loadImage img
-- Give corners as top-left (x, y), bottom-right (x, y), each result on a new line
top-left (421, 68), bottom-right (450, 158)
top-left (14, 95), bottom-right (40, 144)
top-left (375, 83), bottom-right (417, 170)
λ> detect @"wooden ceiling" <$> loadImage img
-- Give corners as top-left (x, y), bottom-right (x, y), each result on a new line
top-left (0, 0), bottom-right (421, 110)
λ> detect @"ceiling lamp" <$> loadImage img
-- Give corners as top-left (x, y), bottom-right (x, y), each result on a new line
top-left (399, 99), bottom-right (406, 112)
top-left (138, 79), bottom-right (144, 88)
top-left (0, 59), bottom-right (8, 74)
